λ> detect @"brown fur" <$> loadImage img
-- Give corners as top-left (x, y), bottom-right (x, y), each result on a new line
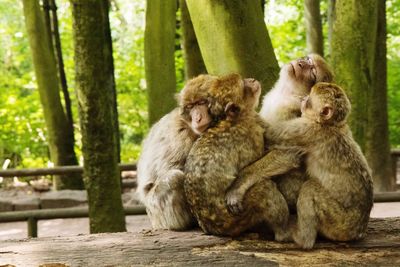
top-left (184, 74), bottom-right (289, 239)
top-left (226, 54), bottom-right (334, 213)
top-left (260, 83), bottom-right (373, 248)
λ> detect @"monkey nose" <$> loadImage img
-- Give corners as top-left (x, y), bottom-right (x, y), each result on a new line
top-left (195, 114), bottom-right (202, 123)
top-left (298, 62), bottom-right (303, 68)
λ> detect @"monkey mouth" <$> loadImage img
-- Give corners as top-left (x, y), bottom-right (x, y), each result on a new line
top-left (194, 124), bottom-right (209, 134)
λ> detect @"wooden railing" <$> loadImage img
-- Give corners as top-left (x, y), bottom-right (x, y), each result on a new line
top-left (0, 152), bottom-right (399, 239)
top-left (0, 205), bottom-right (146, 238)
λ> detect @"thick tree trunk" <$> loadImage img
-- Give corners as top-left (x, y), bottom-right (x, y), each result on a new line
top-left (365, 0), bottom-right (393, 192)
top-left (145, 0), bottom-right (177, 125)
top-left (186, 0), bottom-right (279, 96)
top-left (330, 0), bottom-right (392, 192)
top-left (22, 0), bottom-right (83, 190)
top-left (71, 0), bottom-right (126, 233)
top-left (179, 0), bottom-right (207, 80)
top-left (304, 0), bottom-right (324, 56)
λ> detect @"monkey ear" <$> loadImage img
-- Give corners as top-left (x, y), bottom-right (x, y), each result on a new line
top-left (225, 102), bottom-right (241, 120)
top-left (320, 105), bottom-right (333, 121)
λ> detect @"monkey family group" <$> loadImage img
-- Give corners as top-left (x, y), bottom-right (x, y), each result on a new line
top-left (136, 54), bottom-right (373, 249)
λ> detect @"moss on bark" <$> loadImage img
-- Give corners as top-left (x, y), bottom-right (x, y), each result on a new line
top-left (186, 0), bottom-right (279, 95)
top-left (144, 0), bottom-right (177, 125)
top-left (71, 0), bottom-right (126, 233)
top-left (330, 0), bottom-right (392, 191)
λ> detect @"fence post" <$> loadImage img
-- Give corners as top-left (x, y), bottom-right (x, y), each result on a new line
top-left (27, 217), bottom-right (38, 238)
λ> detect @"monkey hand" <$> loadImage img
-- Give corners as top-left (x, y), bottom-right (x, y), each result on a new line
top-left (225, 188), bottom-right (245, 215)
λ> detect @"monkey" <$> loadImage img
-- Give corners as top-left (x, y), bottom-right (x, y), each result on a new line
top-left (184, 73), bottom-right (290, 240)
top-left (233, 82), bottom-right (374, 249)
top-left (136, 74), bottom-right (217, 230)
top-left (226, 54), bottom-right (334, 213)
top-left (260, 54), bottom-right (333, 122)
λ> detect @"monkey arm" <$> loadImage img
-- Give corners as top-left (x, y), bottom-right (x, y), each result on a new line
top-left (226, 148), bottom-right (302, 215)
top-left (267, 118), bottom-right (317, 146)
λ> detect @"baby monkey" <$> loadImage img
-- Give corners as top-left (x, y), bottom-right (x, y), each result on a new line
top-left (184, 74), bottom-right (289, 239)
top-left (228, 82), bottom-right (373, 248)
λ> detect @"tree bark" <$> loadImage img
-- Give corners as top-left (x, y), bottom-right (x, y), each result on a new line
top-left (70, 0), bottom-right (126, 233)
top-left (327, 0), bottom-right (336, 53)
top-left (186, 0), bottom-right (279, 96)
top-left (179, 0), bottom-right (207, 80)
top-left (304, 0), bottom-right (324, 56)
top-left (145, 0), bottom-right (177, 125)
top-left (49, 0), bottom-right (74, 129)
top-left (22, 0), bottom-right (83, 190)
top-left (365, 0), bottom-right (393, 192)
top-left (330, 0), bottom-right (392, 191)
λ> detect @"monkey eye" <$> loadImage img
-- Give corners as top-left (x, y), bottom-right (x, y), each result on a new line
top-left (185, 104), bottom-right (194, 110)
top-left (197, 99), bottom-right (208, 105)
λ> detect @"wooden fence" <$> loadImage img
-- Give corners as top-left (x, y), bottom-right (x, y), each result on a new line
top-left (0, 152), bottom-right (399, 238)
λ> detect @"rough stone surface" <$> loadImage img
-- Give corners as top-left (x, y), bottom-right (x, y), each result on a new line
top-left (12, 196), bottom-right (40, 211)
top-left (0, 199), bottom-right (13, 212)
top-left (40, 190), bottom-right (87, 209)
top-left (0, 217), bottom-right (399, 266)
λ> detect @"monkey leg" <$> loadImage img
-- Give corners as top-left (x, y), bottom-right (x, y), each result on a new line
top-left (294, 179), bottom-right (368, 249)
top-left (144, 169), bottom-right (196, 230)
top-left (245, 179), bottom-right (290, 241)
top-left (227, 148), bottom-right (304, 214)
top-left (275, 167), bottom-right (307, 212)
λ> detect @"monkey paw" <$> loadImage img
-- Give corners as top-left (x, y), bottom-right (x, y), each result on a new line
top-left (225, 190), bottom-right (245, 215)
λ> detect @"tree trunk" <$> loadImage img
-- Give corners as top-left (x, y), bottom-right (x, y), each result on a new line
top-left (179, 0), bottom-right (207, 80)
top-left (304, 0), bottom-right (324, 56)
top-left (330, 0), bottom-right (392, 192)
top-left (327, 0), bottom-right (336, 53)
top-left (49, 0), bottom-right (74, 129)
top-left (145, 0), bottom-right (177, 125)
top-left (186, 0), bottom-right (279, 96)
top-left (365, 0), bottom-right (393, 192)
top-left (22, 0), bottom-right (83, 190)
top-left (70, 0), bottom-right (126, 233)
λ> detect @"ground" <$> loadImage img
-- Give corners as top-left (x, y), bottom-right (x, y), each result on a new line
top-left (0, 217), bottom-right (399, 266)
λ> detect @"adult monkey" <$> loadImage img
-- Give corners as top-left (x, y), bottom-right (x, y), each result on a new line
top-left (184, 73), bottom-right (289, 239)
top-left (138, 74), bottom-right (273, 230)
top-left (137, 74), bottom-right (217, 230)
top-left (226, 54), bottom-right (334, 213)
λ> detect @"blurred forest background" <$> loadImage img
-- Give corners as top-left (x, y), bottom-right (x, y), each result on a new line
top-left (0, 0), bottom-right (399, 184)
top-left (0, 0), bottom-right (399, 232)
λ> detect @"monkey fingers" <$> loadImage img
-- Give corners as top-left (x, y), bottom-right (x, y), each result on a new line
top-left (225, 189), bottom-right (245, 215)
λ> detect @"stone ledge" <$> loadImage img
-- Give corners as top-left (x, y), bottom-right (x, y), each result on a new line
top-left (0, 217), bottom-right (399, 266)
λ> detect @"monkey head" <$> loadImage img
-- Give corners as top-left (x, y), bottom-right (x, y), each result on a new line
top-left (177, 74), bottom-right (217, 135)
top-left (301, 82), bottom-right (351, 125)
top-left (208, 73), bottom-right (262, 121)
top-left (282, 54), bottom-right (334, 96)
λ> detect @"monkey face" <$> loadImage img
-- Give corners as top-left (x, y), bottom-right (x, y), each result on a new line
top-left (184, 99), bottom-right (212, 134)
top-left (282, 54), bottom-right (334, 96)
top-left (178, 74), bottom-right (217, 135)
top-left (303, 82), bottom-right (351, 124)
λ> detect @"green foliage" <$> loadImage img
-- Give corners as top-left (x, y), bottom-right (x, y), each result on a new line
top-left (0, 1), bottom-right (48, 167)
top-left (265, 0), bottom-right (306, 65)
top-left (387, 0), bottom-right (400, 147)
top-left (0, 0), bottom-right (399, 169)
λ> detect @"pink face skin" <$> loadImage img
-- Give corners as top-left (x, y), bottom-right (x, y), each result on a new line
top-left (189, 104), bottom-right (212, 134)
top-left (289, 56), bottom-right (317, 82)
